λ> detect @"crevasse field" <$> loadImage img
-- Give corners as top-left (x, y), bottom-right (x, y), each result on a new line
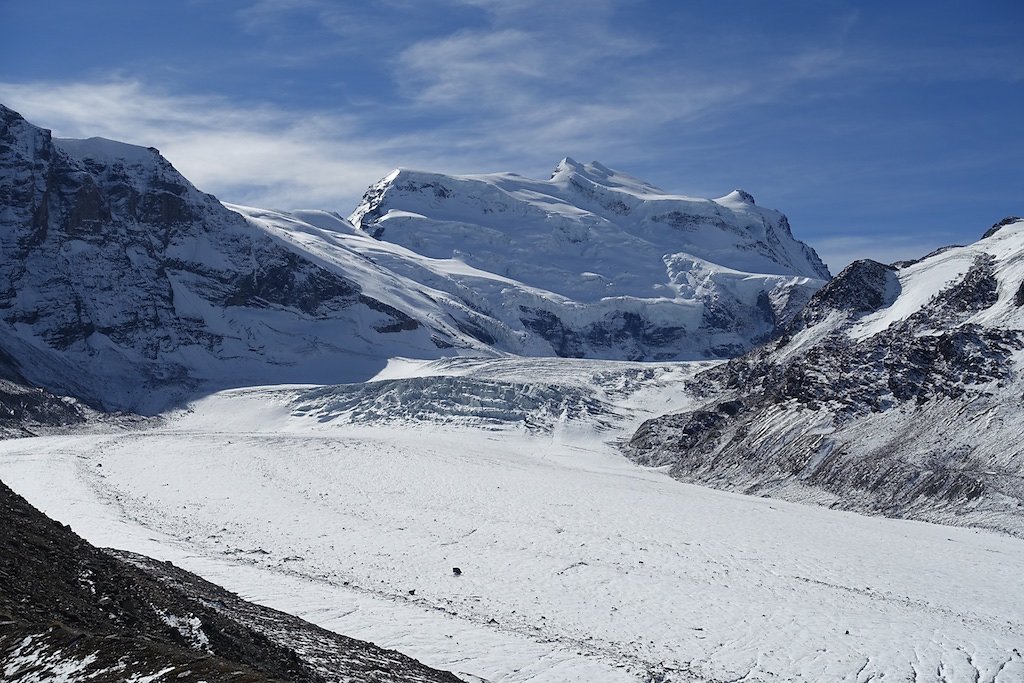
top-left (2, 357), bottom-right (1022, 682)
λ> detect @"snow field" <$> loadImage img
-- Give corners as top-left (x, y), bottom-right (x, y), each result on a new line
top-left (0, 357), bottom-right (1022, 682)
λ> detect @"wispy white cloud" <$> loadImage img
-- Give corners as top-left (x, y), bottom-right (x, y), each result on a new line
top-left (382, 1), bottom-right (930, 175)
top-left (0, 65), bottom-right (759, 211)
top-left (397, 29), bottom-right (547, 106)
top-left (0, 80), bottom-right (398, 210)
top-left (222, 0), bottom-right (781, 167)
top-left (3, 0), bottom-right (1019, 236)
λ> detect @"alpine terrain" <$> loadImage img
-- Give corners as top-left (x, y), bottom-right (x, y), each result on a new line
top-left (1, 103), bottom-right (1022, 683)
top-left (0, 478), bottom-right (462, 682)
top-left (0, 104), bottom-right (493, 413)
top-left (346, 158), bottom-right (829, 360)
top-left (0, 102), bottom-right (829, 414)
top-left (627, 217), bottom-right (1024, 536)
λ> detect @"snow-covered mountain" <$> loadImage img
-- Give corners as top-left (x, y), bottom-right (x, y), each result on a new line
top-left (347, 158), bottom-right (829, 360)
top-left (627, 217), bottom-right (1024, 535)
top-left (0, 104), bottom-right (830, 411)
top-left (0, 105), bottom-right (502, 412)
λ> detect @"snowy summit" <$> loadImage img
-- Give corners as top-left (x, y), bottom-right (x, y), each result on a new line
top-left (339, 157), bottom-right (829, 359)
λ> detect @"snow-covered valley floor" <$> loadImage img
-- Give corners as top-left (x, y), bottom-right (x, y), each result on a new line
top-left (1, 357), bottom-right (1022, 682)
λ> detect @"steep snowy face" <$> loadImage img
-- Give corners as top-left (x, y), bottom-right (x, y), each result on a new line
top-left (0, 105), bottom-right (476, 412)
top-left (349, 157), bottom-right (829, 360)
top-left (627, 218), bottom-right (1024, 536)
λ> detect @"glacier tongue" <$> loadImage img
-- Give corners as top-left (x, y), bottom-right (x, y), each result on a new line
top-left (3, 356), bottom-right (1021, 683)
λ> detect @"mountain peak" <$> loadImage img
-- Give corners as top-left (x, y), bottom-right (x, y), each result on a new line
top-left (716, 189), bottom-right (756, 206)
top-left (0, 104), bottom-right (459, 411)
top-left (549, 157), bottom-right (664, 195)
top-left (344, 155), bottom-right (831, 360)
top-left (981, 215), bottom-right (1024, 240)
top-left (552, 156), bottom-right (581, 176)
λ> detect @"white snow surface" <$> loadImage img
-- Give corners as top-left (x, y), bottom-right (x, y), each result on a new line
top-left (350, 158), bottom-right (830, 291)
top-left (2, 357), bottom-right (1022, 682)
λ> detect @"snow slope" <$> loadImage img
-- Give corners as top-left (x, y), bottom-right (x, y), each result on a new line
top-left (0, 478), bottom-right (460, 683)
top-left (848, 218), bottom-right (1024, 338)
top-left (1, 357), bottom-right (1022, 682)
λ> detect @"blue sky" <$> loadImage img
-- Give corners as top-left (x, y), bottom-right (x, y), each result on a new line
top-left (2, 0), bottom-right (1022, 271)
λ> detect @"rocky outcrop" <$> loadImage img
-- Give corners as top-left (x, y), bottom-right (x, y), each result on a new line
top-left (793, 259), bottom-right (900, 326)
top-left (0, 478), bottom-right (461, 682)
top-left (0, 378), bottom-right (91, 438)
top-left (626, 220), bottom-right (1024, 536)
top-left (0, 345), bottom-right (94, 437)
top-left (981, 214), bottom-right (1023, 239)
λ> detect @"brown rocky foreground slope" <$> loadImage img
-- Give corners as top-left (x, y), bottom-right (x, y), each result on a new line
top-left (0, 479), bottom-right (461, 683)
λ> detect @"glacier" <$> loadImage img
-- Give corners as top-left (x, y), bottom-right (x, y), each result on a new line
top-left (1, 102), bottom-right (1022, 682)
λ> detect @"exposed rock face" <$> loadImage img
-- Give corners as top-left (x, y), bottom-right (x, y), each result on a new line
top-left (0, 105), bottom-right (461, 412)
top-left (626, 220), bottom-right (1024, 536)
top-left (794, 259), bottom-right (900, 326)
top-left (2, 107), bottom-right (349, 347)
top-left (348, 158), bottom-right (829, 361)
top-left (0, 346), bottom-right (94, 437)
top-left (516, 305), bottom-right (693, 360)
top-left (0, 478), bottom-right (461, 682)
top-left (0, 378), bottom-right (91, 438)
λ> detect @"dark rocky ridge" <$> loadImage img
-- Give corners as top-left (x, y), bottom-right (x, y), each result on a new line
top-left (0, 478), bottom-right (461, 682)
top-left (981, 215), bottom-right (1023, 239)
top-left (626, 233), bottom-right (1024, 536)
top-left (0, 378), bottom-right (91, 437)
top-left (793, 259), bottom-right (899, 326)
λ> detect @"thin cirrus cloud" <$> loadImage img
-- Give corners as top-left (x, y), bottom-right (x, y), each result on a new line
top-left (2, 0), bottom-right (1020, 268)
top-left (0, 80), bottom-right (393, 211)
top-left (0, 1), bottom-right (900, 200)
top-left (0, 48), bottom-right (794, 214)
